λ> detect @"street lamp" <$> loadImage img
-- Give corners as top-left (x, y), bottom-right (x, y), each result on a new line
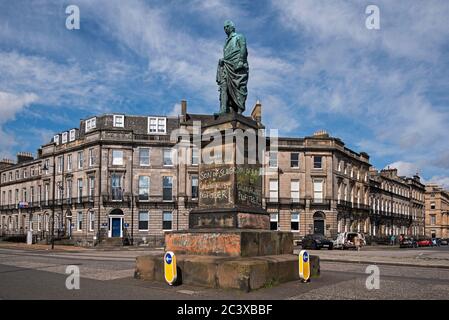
top-left (42, 162), bottom-right (63, 250)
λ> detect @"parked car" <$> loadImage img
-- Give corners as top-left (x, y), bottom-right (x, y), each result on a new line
top-left (417, 238), bottom-right (432, 247)
top-left (333, 232), bottom-right (366, 250)
top-left (301, 234), bottom-right (334, 250)
top-left (440, 238), bottom-right (448, 246)
top-left (399, 237), bottom-right (418, 248)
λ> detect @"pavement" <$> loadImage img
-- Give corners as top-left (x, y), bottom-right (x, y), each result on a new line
top-left (296, 245), bottom-right (449, 269)
top-left (1, 245), bottom-right (449, 299)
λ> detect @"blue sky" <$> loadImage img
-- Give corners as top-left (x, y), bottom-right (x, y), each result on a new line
top-left (1, 0), bottom-right (448, 187)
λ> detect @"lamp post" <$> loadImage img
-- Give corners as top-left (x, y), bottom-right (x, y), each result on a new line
top-left (43, 161), bottom-right (63, 250)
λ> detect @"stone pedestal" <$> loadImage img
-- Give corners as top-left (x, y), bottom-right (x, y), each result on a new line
top-left (134, 113), bottom-right (319, 291)
top-left (165, 229), bottom-right (293, 257)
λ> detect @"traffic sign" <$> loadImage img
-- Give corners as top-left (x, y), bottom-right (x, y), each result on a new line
top-left (164, 251), bottom-right (177, 285)
top-left (299, 250), bottom-right (311, 282)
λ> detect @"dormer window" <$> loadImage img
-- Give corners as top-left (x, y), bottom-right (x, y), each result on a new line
top-left (61, 132), bottom-right (68, 144)
top-left (53, 135), bottom-right (60, 145)
top-left (148, 117), bottom-right (166, 134)
top-left (113, 115), bottom-right (125, 128)
top-left (85, 117), bottom-right (97, 132)
top-left (69, 129), bottom-right (76, 142)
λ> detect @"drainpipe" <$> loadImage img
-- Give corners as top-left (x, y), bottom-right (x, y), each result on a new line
top-left (130, 145), bottom-right (134, 245)
top-left (97, 143), bottom-right (102, 245)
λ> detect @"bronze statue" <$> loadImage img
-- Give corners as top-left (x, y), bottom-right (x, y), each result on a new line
top-left (216, 20), bottom-right (249, 114)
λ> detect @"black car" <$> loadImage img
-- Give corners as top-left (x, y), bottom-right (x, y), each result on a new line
top-left (301, 234), bottom-right (333, 250)
top-left (399, 237), bottom-right (418, 248)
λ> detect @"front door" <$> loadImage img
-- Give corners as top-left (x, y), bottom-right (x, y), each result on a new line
top-left (111, 218), bottom-right (121, 237)
top-left (314, 220), bottom-right (324, 235)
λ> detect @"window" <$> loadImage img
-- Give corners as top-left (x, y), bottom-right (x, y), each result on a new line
top-left (270, 213), bottom-right (278, 230)
top-left (31, 167), bottom-right (35, 177)
top-left (77, 212), bottom-right (83, 231)
top-left (37, 215), bottom-right (41, 231)
top-left (430, 215), bottom-right (436, 225)
top-left (163, 148), bottom-right (173, 166)
top-left (78, 151), bottom-right (84, 169)
top-left (290, 152), bottom-right (299, 168)
top-left (112, 150), bottom-right (123, 165)
top-left (23, 169), bottom-right (28, 179)
top-left (191, 175), bottom-right (199, 199)
top-left (53, 135), bottom-right (60, 145)
top-left (291, 212), bottom-right (300, 231)
top-left (313, 179), bottom-right (324, 203)
top-left (69, 129), bottom-right (76, 142)
top-left (15, 170), bottom-right (19, 180)
top-left (85, 117), bottom-right (96, 132)
top-left (163, 176), bottom-right (173, 201)
top-left (138, 176), bottom-right (150, 201)
top-left (67, 154), bottom-right (72, 171)
top-left (89, 211), bottom-right (95, 231)
top-left (89, 148), bottom-right (95, 167)
top-left (162, 211), bottom-right (173, 230)
top-left (57, 156), bottom-right (63, 173)
top-left (148, 117), bottom-right (166, 134)
top-left (44, 159), bottom-right (49, 175)
top-left (139, 211), bottom-right (149, 230)
top-left (61, 132), bottom-right (68, 144)
top-left (269, 151), bottom-right (278, 168)
top-left (139, 148), bottom-right (150, 166)
top-left (56, 182), bottom-right (63, 201)
top-left (291, 180), bottom-right (300, 202)
top-left (111, 174), bottom-right (122, 201)
top-left (44, 184), bottom-right (49, 204)
top-left (430, 202), bottom-right (436, 210)
top-left (9, 172), bottom-right (12, 181)
top-left (313, 156), bottom-right (322, 169)
top-left (88, 176), bottom-right (95, 201)
top-left (191, 147), bottom-right (199, 166)
top-left (77, 179), bottom-right (83, 202)
top-left (269, 179), bottom-right (278, 202)
top-left (113, 115), bottom-right (125, 128)
top-left (66, 180), bottom-right (72, 203)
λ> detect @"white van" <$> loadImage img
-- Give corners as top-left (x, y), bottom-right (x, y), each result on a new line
top-left (333, 232), bottom-right (366, 250)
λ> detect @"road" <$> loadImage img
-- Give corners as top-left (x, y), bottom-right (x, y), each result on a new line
top-left (1, 247), bottom-right (449, 299)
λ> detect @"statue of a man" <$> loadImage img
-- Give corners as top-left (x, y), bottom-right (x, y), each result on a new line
top-left (216, 20), bottom-right (249, 114)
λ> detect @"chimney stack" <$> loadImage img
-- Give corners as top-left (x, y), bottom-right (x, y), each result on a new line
top-left (180, 99), bottom-right (187, 122)
top-left (251, 100), bottom-right (262, 123)
top-left (0, 158), bottom-right (14, 170)
top-left (17, 152), bottom-right (34, 164)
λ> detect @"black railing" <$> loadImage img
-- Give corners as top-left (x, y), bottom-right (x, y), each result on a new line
top-left (264, 197), bottom-right (306, 209)
top-left (310, 199), bottom-right (331, 210)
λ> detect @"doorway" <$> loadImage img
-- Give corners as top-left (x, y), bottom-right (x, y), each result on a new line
top-left (108, 209), bottom-right (124, 238)
top-left (313, 211), bottom-right (325, 235)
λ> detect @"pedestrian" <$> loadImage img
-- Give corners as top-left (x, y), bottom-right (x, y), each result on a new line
top-left (354, 235), bottom-right (361, 251)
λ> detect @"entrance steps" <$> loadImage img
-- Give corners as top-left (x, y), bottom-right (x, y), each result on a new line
top-left (97, 237), bottom-right (123, 248)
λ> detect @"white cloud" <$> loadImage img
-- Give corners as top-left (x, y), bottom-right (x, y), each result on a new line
top-left (385, 161), bottom-right (418, 177)
top-left (426, 176), bottom-right (449, 190)
top-left (262, 95), bottom-right (300, 133)
top-left (0, 91), bottom-right (38, 158)
top-left (168, 103), bottom-right (182, 117)
top-left (271, 0), bottom-right (449, 182)
top-left (0, 91), bottom-right (38, 124)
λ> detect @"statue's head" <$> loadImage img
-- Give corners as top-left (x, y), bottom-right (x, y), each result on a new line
top-left (224, 20), bottom-right (235, 36)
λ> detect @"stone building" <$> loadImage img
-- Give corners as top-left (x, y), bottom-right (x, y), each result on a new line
top-left (264, 131), bottom-right (371, 240)
top-left (0, 101), bottom-right (426, 245)
top-left (425, 184), bottom-right (449, 238)
top-left (369, 168), bottom-right (425, 237)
